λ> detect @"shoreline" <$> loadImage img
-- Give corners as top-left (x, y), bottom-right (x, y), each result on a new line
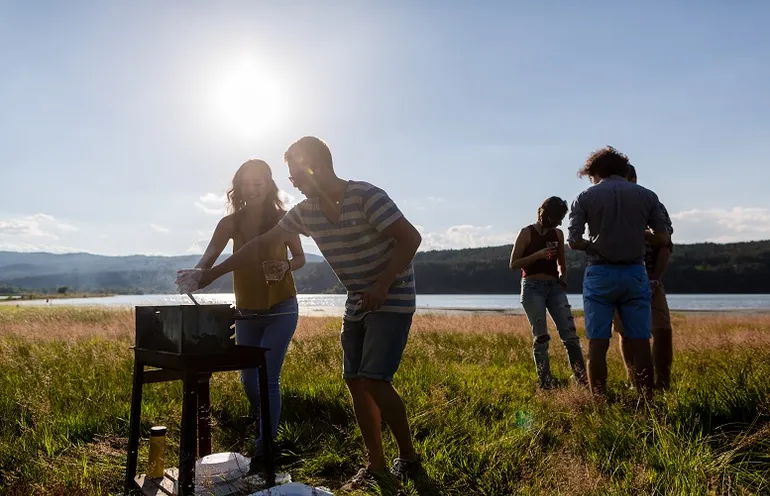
top-left (3, 300), bottom-right (768, 317)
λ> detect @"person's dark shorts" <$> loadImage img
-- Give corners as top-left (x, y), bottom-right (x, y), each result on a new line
top-left (340, 312), bottom-right (413, 382)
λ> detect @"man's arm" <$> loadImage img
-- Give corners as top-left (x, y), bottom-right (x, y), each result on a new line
top-left (371, 217), bottom-right (422, 289)
top-left (285, 232), bottom-right (306, 272)
top-left (566, 195), bottom-right (591, 251)
top-left (649, 246), bottom-right (671, 282)
top-left (645, 196), bottom-right (671, 247)
top-left (358, 185), bottom-right (421, 311)
top-left (207, 225), bottom-right (290, 281)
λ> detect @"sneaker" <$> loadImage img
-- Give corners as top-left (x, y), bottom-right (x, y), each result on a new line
top-left (340, 467), bottom-right (388, 491)
top-left (247, 454), bottom-right (264, 476)
top-left (390, 456), bottom-right (423, 482)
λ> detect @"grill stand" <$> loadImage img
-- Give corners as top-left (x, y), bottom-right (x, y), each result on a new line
top-left (124, 347), bottom-right (276, 495)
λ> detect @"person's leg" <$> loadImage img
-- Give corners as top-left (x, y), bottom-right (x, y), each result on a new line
top-left (340, 318), bottom-right (386, 471)
top-left (520, 280), bottom-right (553, 389)
top-left (545, 282), bottom-right (587, 385)
top-left (355, 312), bottom-right (421, 481)
top-left (613, 312), bottom-right (635, 384)
top-left (234, 313), bottom-right (268, 450)
top-left (651, 284), bottom-right (673, 389)
top-left (617, 265), bottom-right (654, 396)
top-left (252, 297), bottom-right (298, 451)
top-left (582, 265), bottom-right (619, 397)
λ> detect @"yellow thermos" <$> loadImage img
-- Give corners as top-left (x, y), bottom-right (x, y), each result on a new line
top-left (147, 425), bottom-right (167, 478)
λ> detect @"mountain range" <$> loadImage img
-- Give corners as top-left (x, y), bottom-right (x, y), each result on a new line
top-left (2, 239), bottom-right (770, 295)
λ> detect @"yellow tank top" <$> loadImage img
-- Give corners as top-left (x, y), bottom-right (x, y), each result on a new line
top-left (231, 215), bottom-right (297, 311)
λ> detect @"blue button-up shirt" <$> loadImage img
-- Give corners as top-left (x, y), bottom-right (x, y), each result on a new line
top-left (567, 175), bottom-right (669, 265)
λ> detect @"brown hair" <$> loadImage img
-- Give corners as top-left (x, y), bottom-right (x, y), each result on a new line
top-left (226, 160), bottom-right (285, 224)
top-left (538, 196), bottom-right (568, 229)
top-left (283, 136), bottom-right (333, 171)
top-left (577, 146), bottom-right (630, 180)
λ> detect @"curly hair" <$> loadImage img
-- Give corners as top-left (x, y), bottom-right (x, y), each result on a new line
top-left (226, 159), bottom-right (285, 223)
top-left (577, 146), bottom-right (630, 180)
top-left (538, 196), bottom-right (568, 229)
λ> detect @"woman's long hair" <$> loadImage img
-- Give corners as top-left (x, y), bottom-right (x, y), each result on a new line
top-left (226, 159), bottom-right (285, 226)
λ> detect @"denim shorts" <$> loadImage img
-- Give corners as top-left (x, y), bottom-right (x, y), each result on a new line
top-left (340, 312), bottom-right (413, 382)
top-left (583, 263), bottom-right (651, 340)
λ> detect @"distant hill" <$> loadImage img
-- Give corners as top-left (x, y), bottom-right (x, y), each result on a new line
top-left (1, 239), bottom-right (770, 294)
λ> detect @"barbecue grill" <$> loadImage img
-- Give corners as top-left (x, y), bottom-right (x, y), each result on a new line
top-left (124, 303), bottom-right (277, 495)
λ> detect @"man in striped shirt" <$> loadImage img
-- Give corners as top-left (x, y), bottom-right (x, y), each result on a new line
top-left (179, 136), bottom-right (423, 490)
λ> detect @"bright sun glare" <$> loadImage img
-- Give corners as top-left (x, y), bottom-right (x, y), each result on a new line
top-left (213, 59), bottom-right (283, 139)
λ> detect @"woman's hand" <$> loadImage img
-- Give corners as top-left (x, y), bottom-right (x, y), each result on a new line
top-left (533, 247), bottom-right (553, 260)
top-left (176, 268), bottom-right (215, 293)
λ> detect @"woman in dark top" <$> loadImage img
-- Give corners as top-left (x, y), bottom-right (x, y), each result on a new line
top-left (509, 197), bottom-right (587, 389)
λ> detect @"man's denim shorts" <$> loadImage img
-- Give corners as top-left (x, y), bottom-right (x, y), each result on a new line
top-left (583, 263), bottom-right (652, 340)
top-left (340, 311), bottom-right (413, 382)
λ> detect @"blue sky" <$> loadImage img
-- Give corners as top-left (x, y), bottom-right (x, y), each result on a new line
top-left (1, 1), bottom-right (769, 256)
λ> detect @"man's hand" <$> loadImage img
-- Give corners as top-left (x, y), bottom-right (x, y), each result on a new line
top-left (359, 281), bottom-right (389, 312)
top-left (176, 268), bottom-right (216, 293)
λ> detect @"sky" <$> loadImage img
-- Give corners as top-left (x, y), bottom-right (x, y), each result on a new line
top-left (1, 1), bottom-right (769, 257)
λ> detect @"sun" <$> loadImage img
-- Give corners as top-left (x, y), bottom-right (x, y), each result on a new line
top-left (212, 59), bottom-right (283, 139)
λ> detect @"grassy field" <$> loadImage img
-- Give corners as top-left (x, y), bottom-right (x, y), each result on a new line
top-left (1, 306), bottom-right (769, 495)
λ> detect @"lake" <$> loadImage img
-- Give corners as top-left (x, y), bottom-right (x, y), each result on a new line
top-left (4, 293), bottom-right (770, 315)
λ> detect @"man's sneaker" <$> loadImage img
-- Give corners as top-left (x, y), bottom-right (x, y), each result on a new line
top-left (340, 467), bottom-right (388, 491)
top-left (390, 456), bottom-right (423, 482)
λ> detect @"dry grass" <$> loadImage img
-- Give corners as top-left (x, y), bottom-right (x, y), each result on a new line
top-left (3, 305), bottom-right (769, 348)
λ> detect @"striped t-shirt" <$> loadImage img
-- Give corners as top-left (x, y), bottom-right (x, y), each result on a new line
top-left (278, 180), bottom-right (416, 321)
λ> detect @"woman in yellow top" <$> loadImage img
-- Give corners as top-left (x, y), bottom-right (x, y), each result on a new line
top-left (195, 159), bottom-right (305, 466)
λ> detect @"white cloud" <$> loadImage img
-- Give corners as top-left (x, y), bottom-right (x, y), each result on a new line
top-left (195, 193), bottom-right (227, 215)
top-left (671, 207), bottom-right (770, 243)
top-left (149, 224), bottom-right (170, 233)
top-left (416, 224), bottom-right (515, 251)
top-left (0, 213), bottom-right (84, 253)
top-left (0, 213), bottom-right (80, 241)
top-left (0, 219), bottom-right (56, 239)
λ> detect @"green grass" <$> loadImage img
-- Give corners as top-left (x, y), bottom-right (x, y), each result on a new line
top-left (1, 308), bottom-right (769, 495)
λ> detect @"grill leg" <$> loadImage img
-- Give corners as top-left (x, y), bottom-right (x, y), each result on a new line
top-left (179, 372), bottom-right (198, 496)
top-left (124, 357), bottom-right (144, 494)
top-left (197, 374), bottom-right (212, 457)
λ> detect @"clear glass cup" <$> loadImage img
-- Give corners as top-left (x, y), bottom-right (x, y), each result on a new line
top-left (262, 260), bottom-right (287, 282)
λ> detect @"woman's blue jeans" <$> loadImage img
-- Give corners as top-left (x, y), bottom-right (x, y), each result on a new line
top-left (234, 296), bottom-right (298, 454)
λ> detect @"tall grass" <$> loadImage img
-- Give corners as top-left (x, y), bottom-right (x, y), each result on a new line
top-left (1, 307), bottom-right (769, 495)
